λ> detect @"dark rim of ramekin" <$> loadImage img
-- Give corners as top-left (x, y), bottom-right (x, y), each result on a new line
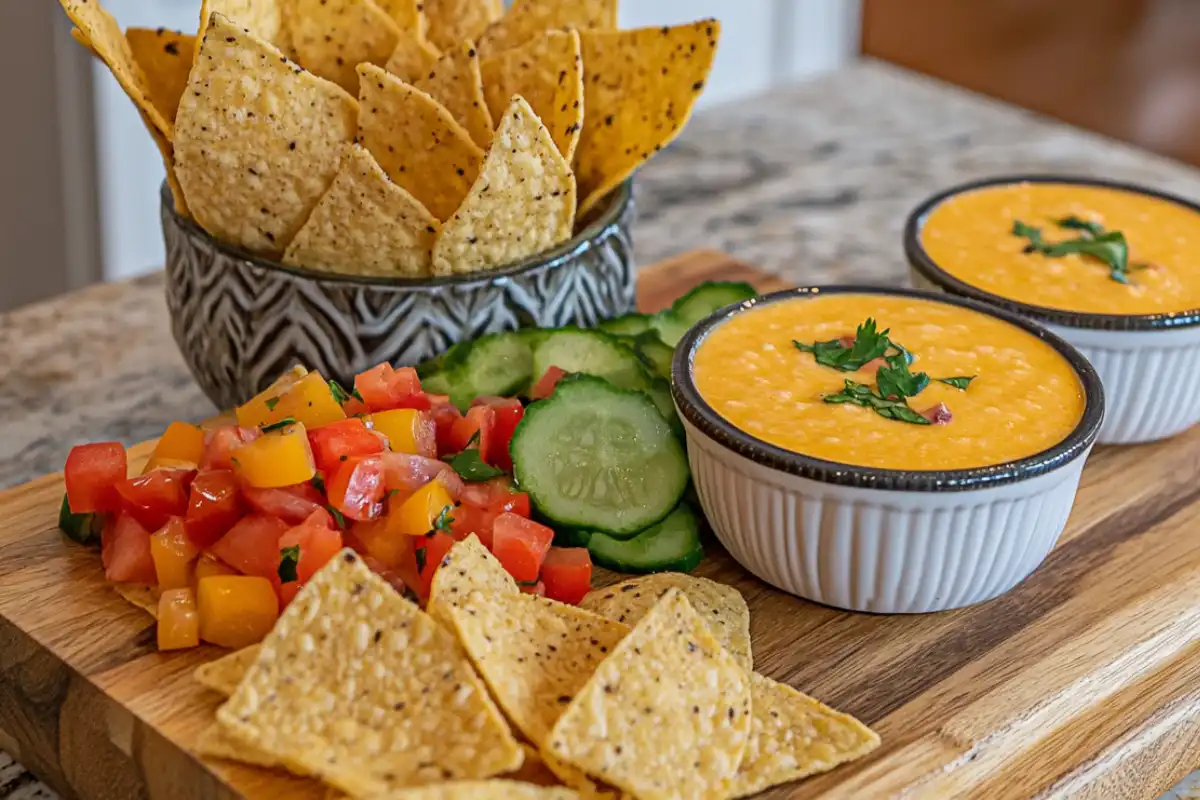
top-left (671, 285), bottom-right (1105, 492)
top-left (905, 174), bottom-right (1200, 331)
top-left (160, 179), bottom-right (632, 289)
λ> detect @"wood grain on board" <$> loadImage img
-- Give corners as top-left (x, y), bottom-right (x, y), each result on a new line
top-left (0, 250), bottom-right (1197, 800)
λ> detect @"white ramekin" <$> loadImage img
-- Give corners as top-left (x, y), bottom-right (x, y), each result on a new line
top-left (671, 287), bottom-right (1104, 615)
top-left (906, 174), bottom-right (1200, 445)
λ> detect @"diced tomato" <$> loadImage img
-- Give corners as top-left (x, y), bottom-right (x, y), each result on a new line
top-left (197, 575), bottom-right (279, 649)
top-left (65, 442), bottom-right (127, 513)
top-left (308, 418), bottom-right (387, 478)
top-left (104, 512), bottom-right (157, 584)
top-left (472, 397), bottom-right (524, 472)
top-left (452, 479), bottom-right (529, 547)
top-left (184, 470), bottom-right (244, 548)
top-left (540, 547), bottom-right (592, 605)
top-left (150, 517), bottom-right (200, 590)
top-left (447, 405), bottom-right (495, 458)
top-left (491, 513), bottom-right (555, 582)
top-left (380, 452), bottom-right (458, 495)
top-left (355, 364), bottom-right (431, 412)
top-left (200, 425), bottom-right (261, 471)
top-left (341, 396), bottom-right (370, 416)
top-left (242, 482), bottom-right (327, 525)
top-left (487, 478), bottom-right (531, 517)
top-left (353, 511), bottom-right (421, 580)
top-left (279, 510), bottom-right (345, 584)
top-left (520, 580), bottom-right (546, 596)
top-left (429, 395), bottom-right (464, 456)
top-left (157, 587), bottom-right (200, 650)
top-left (115, 468), bottom-right (195, 531)
top-left (209, 513), bottom-right (290, 582)
top-left (530, 366), bottom-right (568, 400)
top-left (449, 503), bottom-right (496, 547)
top-left (327, 454), bottom-right (387, 521)
top-left (416, 531), bottom-right (457, 598)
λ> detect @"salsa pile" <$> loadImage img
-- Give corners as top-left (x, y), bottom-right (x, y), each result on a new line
top-left (60, 363), bottom-right (590, 652)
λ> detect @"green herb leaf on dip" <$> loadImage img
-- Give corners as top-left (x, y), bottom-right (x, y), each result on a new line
top-left (793, 318), bottom-right (891, 372)
top-left (936, 376), bottom-right (975, 390)
top-left (823, 380), bottom-right (932, 425)
top-left (1013, 218), bottom-right (1135, 284)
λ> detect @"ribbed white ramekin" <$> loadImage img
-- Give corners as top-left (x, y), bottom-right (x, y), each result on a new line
top-left (672, 287), bottom-right (1104, 615)
top-left (906, 175), bottom-right (1200, 445)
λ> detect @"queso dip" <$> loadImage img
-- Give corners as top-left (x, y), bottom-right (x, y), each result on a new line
top-left (920, 182), bottom-right (1200, 315)
top-left (692, 293), bottom-right (1084, 471)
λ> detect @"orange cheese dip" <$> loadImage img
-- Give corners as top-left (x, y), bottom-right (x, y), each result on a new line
top-left (692, 294), bottom-right (1085, 471)
top-left (921, 182), bottom-right (1200, 315)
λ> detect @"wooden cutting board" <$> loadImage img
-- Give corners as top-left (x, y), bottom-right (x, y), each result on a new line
top-left (1, 250), bottom-right (1197, 800)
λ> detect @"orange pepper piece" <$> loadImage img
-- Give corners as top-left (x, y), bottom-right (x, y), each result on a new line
top-left (157, 587), bottom-right (200, 650)
top-left (150, 517), bottom-right (200, 590)
top-left (144, 421), bottom-right (206, 472)
top-left (273, 372), bottom-right (348, 429)
top-left (197, 575), bottom-right (279, 649)
top-left (235, 366), bottom-right (310, 428)
top-left (194, 553), bottom-right (238, 582)
top-left (232, 422), bottom-right (316, 488)
top-left (394, 480), bottom-right (455, 536)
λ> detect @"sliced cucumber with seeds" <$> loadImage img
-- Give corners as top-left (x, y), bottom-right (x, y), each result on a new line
top-left (672, 281), bottom-right (757, 325)
top-left (530, 328), bottom-right (653, 396)
top-left (587, 502), bottom-right (704, 573)
top-left (511, 376), bottom-right (688, 535)
top-left (644, 377), bottom-right (682, 437)
top-left (630, 331), bottom-right (673, 380)
top-left (649, 310), bottom-right (691, 347)
top-left (598, 313), bottom-right (655, 337)
top-left (420, 370), bottom-right (452, 395)
top-left (446, 331), bottom-right (537, 410)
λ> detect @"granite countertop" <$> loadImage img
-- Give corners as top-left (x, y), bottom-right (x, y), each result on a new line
top-left (1, 60), bottom-right (1198, 800)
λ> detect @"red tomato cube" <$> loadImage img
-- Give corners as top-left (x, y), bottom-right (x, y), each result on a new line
top-left (529, 366), bottom-right (568, 400)
top-left (307, 418), bottom-right (387, 478)
top-left (209, 514), bottom-right (290, 583)
top-left (487, 478), bottom-right (531, 517)
top-left (199, 425), bottom-right (261, 471)
top-left (242, 482), bottom-right (326, 525)
top-left (429, 395), bottom-right (464, 457)
top-left (473, 397), bottom-right (524, 472)
top-left (447, 405), bottom-right (495, 457)
top-left (416, 531), bottom-right (457, 598)
top-left (65, 442), bottom-right (127, 513)
top-left (540, 547), bottom-right (593, 605)
top-left (491, 513), bottom-right (555, 582)
top-left (279, 510), bottom-right (345, 584)
top-left (355, 364), bottom-right (431, 412)
top-left (184, 469), bottom-right (244, 548)
top-left (520, 580), bottom-right (546, 596)
top-left (115, 468), bottom-right (195, 531)
top-left (104, 512), bottom-right (157, 584)
top-left (327, 455), bottom-right (387, 521)
top-left (449, 503), bottom-right (497, 548)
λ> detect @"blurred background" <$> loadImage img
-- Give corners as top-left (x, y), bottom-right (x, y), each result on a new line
top-left (4, 0), bottom-right (1200, 311)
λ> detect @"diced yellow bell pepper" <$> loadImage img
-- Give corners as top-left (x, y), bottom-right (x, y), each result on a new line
top-left (369, 409), bottom-right (424, 455)
top-left (157, 587), bottom-right (200, 650)
top-left (272, 371), bottom-right (348, 429)
top-left (197, 575), bottom-right (279, 649)
top-left (232, 422), bottom-right (316, 488)
top-left (393, 480), bottom-right (455, 536)
top-left (235, 365), bottom-right (310, 428)
top-left (150, 517), bottom-right (200, 590)
top-left (145, 421), bottom-right (205, 472)
top-left (194, 553), bottom-right (238, 583)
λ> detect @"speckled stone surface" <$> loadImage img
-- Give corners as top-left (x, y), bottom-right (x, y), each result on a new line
top-left (1, 60), bottom-right (1198, 800)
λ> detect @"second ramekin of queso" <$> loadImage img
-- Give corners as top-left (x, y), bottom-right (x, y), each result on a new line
top-left (907, 175), bottom-right (1200, 444)
top-left (672, 287), bottom-right (1104, 614)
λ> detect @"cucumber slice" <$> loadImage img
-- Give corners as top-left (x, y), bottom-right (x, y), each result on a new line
top-left (530, 329), bottom-right (655, 396)
top-left (671, 281), bottom-right (757, 325)
top-left (420, 370), bottom-right (452, 395)
top-left (598, 313), bottom-right (654, 337)
top-left (644, 378), bottom-right (682, 437)
top-left (554, 527), bottom-right (592, 548)
top-left (631, 331), bottom-right (673, 380)
top-left (511, 375), bottom-right (688, 535)
top-left (446, 331), bottom-right (536, 411)
top-left (649, 310), bottom-right (691, 347)
top-left (587, 502), bottom-right (704, 573)
top-left (58, 494), bottom-right (105, 546)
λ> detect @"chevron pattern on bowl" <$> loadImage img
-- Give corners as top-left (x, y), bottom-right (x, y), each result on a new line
top-left (162, 182), bottom-right (635, 409)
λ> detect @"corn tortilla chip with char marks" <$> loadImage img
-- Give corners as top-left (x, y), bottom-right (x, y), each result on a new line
top-left (423, 0), bottom-right (502, 52)
top-left (194, 644), bottom-right (260, 696)
top-left (291, 0), bottom-right (401, 92)
top-left (476, 0), bottom-right (615, 57)
top-left (416, 40), bottom-right (495, 150)
top-left (216, 549), bottom-right (523, 796)
top-left (428, 534), bottom-right (518, 628)
top-left (173, 14), bottom-right (358, 256)
top-left (385, 31), bottom-right (442, 83)
top-left (197, 0), bottom-right (283, 55)
top-left (126, 28), bottom-right (195, 124)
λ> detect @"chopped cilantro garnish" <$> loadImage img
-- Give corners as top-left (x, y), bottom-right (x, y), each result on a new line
top-left (1013, 218), bottom-right (1138, 284)
top-left (936, 376), bottom-right (975, 390)
top-left (329, 379), bottom-right (351, 404)
top-left (443, 448), bottom-right (506, 481)
top-left (260, 417), bottom-right (296, 433)
top-left (278, 545), bottom-right (301, 583)
top-left (793, 318), bottom-right (891, 372)
top-left (823, 380), bottom-right (932, 425)
top-left (414, 546), bottom-right (427, 573)
top-left (311, 474), bottom-right (325, 493)
top-left (433, 505), bottom-right (454, 532)
top-left (264, 396), bottom-right (281, 411)
top-left (324, 504), bottom-right (347, 529)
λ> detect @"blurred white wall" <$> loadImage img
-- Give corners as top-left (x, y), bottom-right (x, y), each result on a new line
top-left (93, 0), bottom-right (860, 281)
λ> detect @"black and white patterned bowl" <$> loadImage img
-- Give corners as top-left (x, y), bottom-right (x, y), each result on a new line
top-left (162, 181), bottom-right (635, 409)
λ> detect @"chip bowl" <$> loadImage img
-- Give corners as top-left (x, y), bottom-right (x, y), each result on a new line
top-left (162, 180), bottom-right (636, 409)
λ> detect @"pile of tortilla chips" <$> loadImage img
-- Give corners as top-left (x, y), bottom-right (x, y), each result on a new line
top-left (59, 0), bottom-right (719, 278)
top-left (191, 537), bottom-right (879, 798)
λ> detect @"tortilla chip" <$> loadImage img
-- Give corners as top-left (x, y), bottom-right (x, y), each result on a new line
top-left (216, 550), bottom-right (522, 796)
top-left (428, 534), bottom-right (518, 627)
top-left (381, 782), bottom-right (579, 799)
top-left (505, 744), bottom-right (564, 788)
top-left (195, 722), bottom-right (280, 767)
top-left (575, 20), bottom-right (720, 217)
top-left (357, 63), bottom-right (484, 221)
top-left (59, 0), bottom-right (171, 137)
top-left (113, 583), bottom-right (159, 618)
top-left (545, 589), bottom-right (751, 799)
top-left (424, 0), bottom-right (502, 52)
top-left (416, 40), bottom-right (494, 149)
top-left (282, 144), bottom-right (439, 276)
top-left (431, 95), bottom-right (575, 275)
top-left (174, 14), bottom-right (358, 256)
top-left (291, 0), bottom-right (400, 92)
top-left (385, 30), bottom-right (442, 83)
top-left (70, 26), bottom-right (97, 55)
top-left (374, 0), bottom-right (426, 36)
top-left (126, 28), bottom-right (195, 124)
top-left (725, 673), bottom-right (880, 798)
top-left (140, 110), bottom-right (190, 216)
top-left (197, 0), bottom-right (283, 52)
top-left (193, 645), bottom-right (261, 696)
top-left (480, 30), bottom-right (582, 163)
top-left (476, 0), bottom-right (616, 58)
top-left (581, 573), bottom-right (752, 672)
top-left (539, 750), bottom-right (627, 800)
